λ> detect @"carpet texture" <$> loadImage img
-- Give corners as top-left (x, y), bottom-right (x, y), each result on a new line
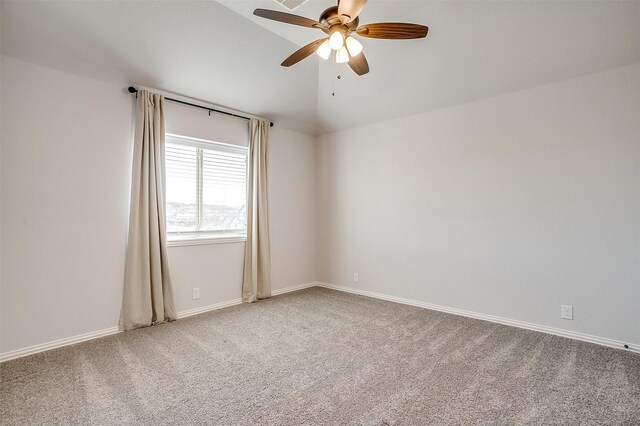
top-left (1, 287), bottom-right (639, 425)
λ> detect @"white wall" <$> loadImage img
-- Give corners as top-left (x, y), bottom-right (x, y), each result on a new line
top-left (1, 56), bottom-right (132, 355)
top-left (317, 64), bottom-right (640, 345)
top-left (268, 127), bottom-right (317, 291)
top-left (0, 56), bottom-right (316, 354)
top-left (0, 47), bottom-right (4, 349)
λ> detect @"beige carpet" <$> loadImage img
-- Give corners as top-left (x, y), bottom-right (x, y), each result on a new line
top-left (1, 287), bottom-right (639, 425)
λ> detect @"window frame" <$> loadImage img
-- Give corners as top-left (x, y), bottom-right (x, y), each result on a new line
top-left (165, 133), bottom-right (248, 247)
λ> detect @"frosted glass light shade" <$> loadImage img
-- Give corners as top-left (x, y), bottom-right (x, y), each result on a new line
top-left (329, 31), bottom-right (345, 50)
top-left (336, 46), bottom-right (349, 63)
top-left (316, 40), bottom-right (331, 60)
top-left (345, 36), bottom-right (363, 56)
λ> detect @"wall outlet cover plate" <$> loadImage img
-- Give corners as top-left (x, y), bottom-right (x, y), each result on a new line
top-left (561, 305), bottom-right (573, 320)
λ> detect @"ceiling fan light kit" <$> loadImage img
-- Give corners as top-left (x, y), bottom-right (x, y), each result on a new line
top-left (336, 46), bottom-right (350, 63)
top-left (253, 0), bottom-right (428, 76)
top-left (316, 40), bottom-right (332, 60)
top-left (345, 36), bottom-right (363, 56)
top-left (329, 30), bottom-right (345, 50)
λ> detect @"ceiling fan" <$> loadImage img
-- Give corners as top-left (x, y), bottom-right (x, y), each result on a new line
top-left (253, 0), bottom-right (428, 76)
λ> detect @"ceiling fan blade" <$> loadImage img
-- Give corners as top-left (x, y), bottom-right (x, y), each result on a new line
top-left (348, 52), bottom-right (369, 76)
top-left (281, 38), bottom-right (327, 67)
top-left (254, 9), bottom-right (327, 29)
top-left (356, 23), bottom-right (429, 39)
top-left (338, 0), bottom-right (368, 24)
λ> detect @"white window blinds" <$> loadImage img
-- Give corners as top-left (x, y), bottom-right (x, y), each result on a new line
top-left (165, 134), bottom-right (248, 238)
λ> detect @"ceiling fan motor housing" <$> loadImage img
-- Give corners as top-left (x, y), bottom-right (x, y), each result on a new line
top-left (319, 6), bottom-right (359, 33)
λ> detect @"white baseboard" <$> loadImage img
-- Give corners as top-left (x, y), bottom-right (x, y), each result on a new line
top-left (271, 281), bottom-right (318, 296)
top-left (315, 282), bottom-right (639, 354)
top-left (0, 327), bottom-right (121, 363)
top-left (176, 298), bottom-right (243, 319)
top-left (175, 281), bottom-right (318, 320)
top-left (3, 281), bottom-right (635, 363)
top-left (0, 281), bottom-right (318, 363)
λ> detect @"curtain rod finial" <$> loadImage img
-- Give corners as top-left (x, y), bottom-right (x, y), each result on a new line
top-left (127, 86), bottom-right (137, 94)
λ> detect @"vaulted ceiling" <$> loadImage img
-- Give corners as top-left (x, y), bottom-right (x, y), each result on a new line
top-left (2, 1), bottom-right (639, 135)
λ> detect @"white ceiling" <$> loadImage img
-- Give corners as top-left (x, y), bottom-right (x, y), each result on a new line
top-left (2, 1), bottom-right (639, 136)
top-left (0, 0), bottom-right (320, 134)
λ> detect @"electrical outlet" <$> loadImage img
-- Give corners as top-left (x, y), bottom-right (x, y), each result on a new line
top-left (353, 273), bottom-right (359, 282)
top-left (561, 305), bottom-right (573, 320)
top-left (192, 288), bottom-right (200, 300)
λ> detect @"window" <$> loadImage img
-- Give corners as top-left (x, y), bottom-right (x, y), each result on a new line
top-left (165, 134), bottom-right (248, 244)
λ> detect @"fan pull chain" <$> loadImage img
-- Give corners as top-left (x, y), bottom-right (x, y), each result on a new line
top-left (332, 62), bottom-right (343, 97)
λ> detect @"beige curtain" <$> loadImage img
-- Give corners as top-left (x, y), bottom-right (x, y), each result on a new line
top-left (242, 119), bottom-right (272, 302)
top-left (120, 90), bottom-right (176, 331)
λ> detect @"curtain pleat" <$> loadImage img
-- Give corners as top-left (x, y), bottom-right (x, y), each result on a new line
top-left (242, 119), bottom-right (271, 303)
top-left (120, 90), bottom-right (176, 330)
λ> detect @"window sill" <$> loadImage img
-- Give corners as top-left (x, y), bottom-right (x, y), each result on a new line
top-left (167, 235), bottom-right (247, 247)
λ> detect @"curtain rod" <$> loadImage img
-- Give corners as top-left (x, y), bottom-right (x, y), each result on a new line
top-left (127, 86), bottom-right (274, 127)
